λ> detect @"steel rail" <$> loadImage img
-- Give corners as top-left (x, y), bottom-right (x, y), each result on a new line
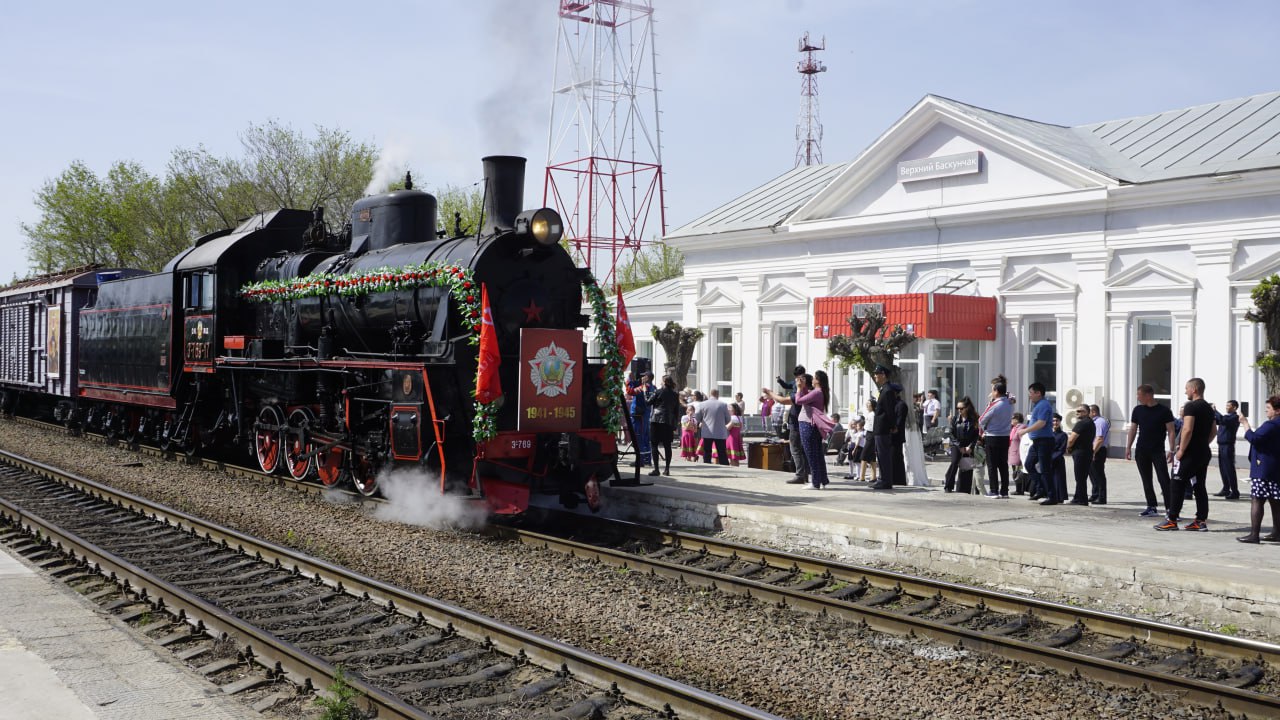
top-left (0, 449), bottom-right (783, 720)
top-left (495, 513), bottom-right (1280, 718)
top-left (12, 414), bottom-right (374, 503)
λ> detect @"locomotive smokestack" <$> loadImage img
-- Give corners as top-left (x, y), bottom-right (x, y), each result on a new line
top-left (481, 155), bottom-right (526, 234)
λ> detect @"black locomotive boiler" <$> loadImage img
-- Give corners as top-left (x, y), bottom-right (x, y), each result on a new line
top-left (0, 156), bottom-right (622, 514)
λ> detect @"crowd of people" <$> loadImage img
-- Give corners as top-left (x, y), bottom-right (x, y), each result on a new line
top-left (624, 372), bottom-right (751, 477)
top-left (622, 364), bottom-right (1280, 542)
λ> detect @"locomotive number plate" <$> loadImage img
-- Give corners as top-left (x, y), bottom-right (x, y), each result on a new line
top-left (510, 439), bottom-right (533, 450)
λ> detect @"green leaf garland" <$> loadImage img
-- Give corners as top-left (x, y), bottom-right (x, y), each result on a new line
top-left (239, 263), bottom-right (625, 443)
top-left (583, 277), bottom-right (626, 434)
top-left (240, 261), bottom-right (482, 344)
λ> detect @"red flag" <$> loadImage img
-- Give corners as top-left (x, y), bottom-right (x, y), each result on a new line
top-left (616, 286), bottom-right (636, 370)
top-left (475, 284), bottom-right (502, 404)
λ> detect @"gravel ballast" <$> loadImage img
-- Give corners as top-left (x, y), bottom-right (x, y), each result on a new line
top-left (0, 420), bottom-right (1239, 719)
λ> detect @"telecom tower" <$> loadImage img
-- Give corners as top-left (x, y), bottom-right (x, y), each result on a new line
top-left (545, 0), bottom-right (666, 287)
top-left (795, 32), bottom-right (827, 167)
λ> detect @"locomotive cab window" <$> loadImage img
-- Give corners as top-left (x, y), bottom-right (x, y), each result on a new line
top-left (184, 272), bottom-right (215, 311)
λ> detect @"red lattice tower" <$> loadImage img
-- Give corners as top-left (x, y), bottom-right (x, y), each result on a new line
top-left (545, 0), bottom-right (667, 287)
top-left (795, 31), bottom-right (827, 167)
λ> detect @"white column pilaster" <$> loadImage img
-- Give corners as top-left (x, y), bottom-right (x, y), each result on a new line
top-left (1192, 241), bottom-right (1236, 399)
top-left (1105, 311), bottom-right (1129, 420)
top-left (1056, 313), bottom-right (1078, 390)
top-left (1075, 250), bottom-right (1110, 395)
top-left (740, 276), bottom-right (762, 407)
top-left (1172, 309), bottom-right (1196, 388)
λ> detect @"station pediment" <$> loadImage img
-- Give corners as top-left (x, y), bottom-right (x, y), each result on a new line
top-left (693, 286), bottom-right (742, 309)
top-left (757, 282), bottom-right (808, 305)
top-left (998, 267), bottom-right (1076, 295)
top-left (1104, 259), bottom-right (1195, 290)
top-left (791, 96), bottom-right (1116, 224)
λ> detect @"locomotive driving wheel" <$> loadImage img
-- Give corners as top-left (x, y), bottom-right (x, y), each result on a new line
top-left (314, 443), bottom-right (345, 488)
top-left (255, 406), bottom-right (285, 475)
top-left (350, 452), bottom-right (377, 496)
top-left (284, 409), bottom-right (316, 481)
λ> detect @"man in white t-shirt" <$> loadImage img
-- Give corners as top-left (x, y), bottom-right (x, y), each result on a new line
top-left (922, 390), bottom-right (942, 432)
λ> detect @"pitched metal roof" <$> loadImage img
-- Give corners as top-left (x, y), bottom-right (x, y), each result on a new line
top-left (934, 91), bottom-right (1280, 183)
top-left (670, 92), bottom-right (1280, 239)
top-left (666, 162), bottom-right (847, 239)
top-left (622, 277), bottom-right (681, 308)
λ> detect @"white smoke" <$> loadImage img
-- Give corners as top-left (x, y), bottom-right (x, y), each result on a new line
top-left (321, 487), bottom-right (357, 505)
top-left (364, 139), bottom-right (413, 196)
top-left (371, 467), bottom-right (489, 530)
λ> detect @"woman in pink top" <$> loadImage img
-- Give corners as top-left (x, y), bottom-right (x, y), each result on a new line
top-left (764, 373), bottom-right (829, 489)
top-left (1008, 412), bottom-right (1025, 494)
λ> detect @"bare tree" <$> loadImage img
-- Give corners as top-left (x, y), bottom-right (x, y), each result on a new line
top-left (652, 321), bottom-right (703, 388)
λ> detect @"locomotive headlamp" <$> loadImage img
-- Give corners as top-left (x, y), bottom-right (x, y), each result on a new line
top-left (596, 391), bottom-right (612, 408)
top-left (515, 208), bottom-right (563, 246)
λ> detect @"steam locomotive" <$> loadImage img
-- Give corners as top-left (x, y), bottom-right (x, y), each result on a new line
top-left (0, 156), bottom-right (621, 514)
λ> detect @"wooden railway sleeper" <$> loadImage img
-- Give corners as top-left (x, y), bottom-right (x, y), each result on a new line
top-left (1039, 620), bottom-right (1084, 648)
top-left (988, 610), bottom-right (1034, 636)
top-left (899, 593), bottom-right (942, 616)
top-left (363, 647), bottom-right (491, 678)
top-left (860, 583), bottom-right (903, 607)
top-left (394, 659), bottom-right (518, 693)
top-left (826, 578), bottom-right (870, 601)
top-left (252, 601), bottom-right (362, 628)
top-left (421, 672), bottom-right (570, 714)
top-left (273, 611), bottom-right (384, 638)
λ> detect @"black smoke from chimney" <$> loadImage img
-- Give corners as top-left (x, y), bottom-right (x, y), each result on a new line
top-left (481, 155), bottom-right (526, 234)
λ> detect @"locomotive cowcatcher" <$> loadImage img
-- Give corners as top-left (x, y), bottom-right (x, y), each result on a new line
top-left (0, 156), bottom-right (621, 514)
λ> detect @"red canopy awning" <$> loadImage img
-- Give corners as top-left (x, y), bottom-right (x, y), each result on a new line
top-left (814, 293), bottom-right (997, 341)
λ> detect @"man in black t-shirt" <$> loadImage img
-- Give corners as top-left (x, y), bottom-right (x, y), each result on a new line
top-left (1126, 384), bottom-right (1176, 517)
top-left (1065, 405), bottom-right (1096, 504)
top-left (1155, 378), bottom-right (1216, 531)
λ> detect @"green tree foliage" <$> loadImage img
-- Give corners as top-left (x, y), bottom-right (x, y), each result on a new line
top-left (1247, 274), bottom-right (1280, 394)
top-left (22, 121), bottom-right (378, 273)
top-left (616, 241), bottom-right (684, 292)
top-left (434, 183), bottom-right (486, 237)
top-left (20, 160), bottom-right (184, 272)
top-left (168, 120), bottom-right (376, 236)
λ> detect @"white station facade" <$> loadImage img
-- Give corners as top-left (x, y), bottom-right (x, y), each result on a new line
top-left (638, 91), bottom-right (1280, 452)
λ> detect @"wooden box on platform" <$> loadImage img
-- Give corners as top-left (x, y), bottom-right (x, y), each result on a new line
top-left (748, 442), bottom-right (787, 472)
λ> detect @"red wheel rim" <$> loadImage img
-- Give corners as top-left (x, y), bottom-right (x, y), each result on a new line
top-left (285, 409), bottom-right (315, 480)
top-left (316, 445), bottom-right (344, 487)
top-left (255, 407), bottom-right (283, 474)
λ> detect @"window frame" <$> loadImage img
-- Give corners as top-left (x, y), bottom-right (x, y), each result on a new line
top-left (1134, 316), bottom-right (1173, 407)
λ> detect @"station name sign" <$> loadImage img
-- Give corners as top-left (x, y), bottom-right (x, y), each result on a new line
top-left (897, 151), bottom-right (983, 183)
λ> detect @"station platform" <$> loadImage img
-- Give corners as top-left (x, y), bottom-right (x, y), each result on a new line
top-left (600, 451), bottom-right (1280, 636)
top-left (0, 543), bottom-right (259, 719)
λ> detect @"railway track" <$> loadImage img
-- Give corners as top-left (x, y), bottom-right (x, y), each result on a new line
top-left (11, 413), bottom-right (1280, 715)
top-left (497, 512), bottom-right (1280, 718)
top-left (0, 449), bottom-right (783, 720)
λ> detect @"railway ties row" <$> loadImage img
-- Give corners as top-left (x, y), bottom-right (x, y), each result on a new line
top-left (676, 546), bottom-right (1271, 691)
top-left (0, 452), bottom-right (783, 720)
top-left (508, 513), bottom-right (1280, 718)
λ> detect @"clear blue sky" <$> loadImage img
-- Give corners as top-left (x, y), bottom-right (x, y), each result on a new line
top-left (2, 0), bottom-right (1279, 275)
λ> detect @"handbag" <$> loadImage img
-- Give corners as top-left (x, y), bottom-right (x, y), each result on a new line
top-left (959, 455), bottom-right (974, 471)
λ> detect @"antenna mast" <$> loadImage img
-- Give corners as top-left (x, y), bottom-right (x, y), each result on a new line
top-left (544, 0), bottom-right (667, 287)
top-left (795, 31), bottom-right (827, 167)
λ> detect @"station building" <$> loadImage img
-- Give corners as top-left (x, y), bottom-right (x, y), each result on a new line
top-left (650, 91), bottom-right (1280, 452)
